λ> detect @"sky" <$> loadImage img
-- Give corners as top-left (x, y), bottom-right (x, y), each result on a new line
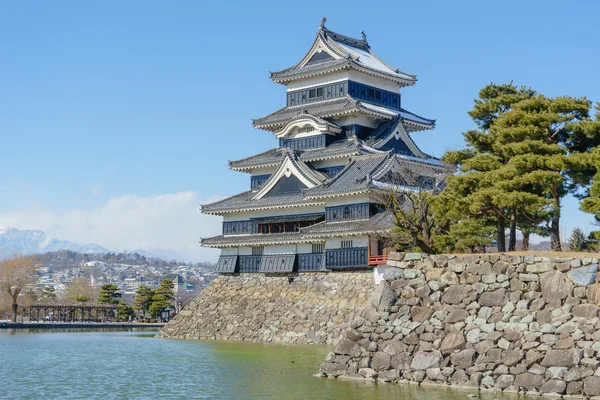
top-left (1, 1), bottom-right (599, 262)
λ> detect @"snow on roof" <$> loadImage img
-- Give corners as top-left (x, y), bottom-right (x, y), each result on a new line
top-left (360, 102), bottom-right (435, 126)
top-left (336, 42), bottom-right (396, 75)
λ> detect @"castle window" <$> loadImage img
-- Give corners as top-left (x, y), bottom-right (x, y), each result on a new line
top-left (341, 240), bottom-right (353, 249)
top-left (252, 246), bottom-right (264, 256)
top-left (312, 243), bottom-right (324, 253)
top-left (316, 88), bottom-right (324, 97)
top-left (343, 206), bottom-right (351, 219)
top-left (297, 126), bottom-right (315, 134)
top-left (375, 90), bottom-right (381, 100)
top-left (368, 89), bottom-right (375, 98)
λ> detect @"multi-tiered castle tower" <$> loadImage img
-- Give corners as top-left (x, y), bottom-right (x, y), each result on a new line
top-left (202, 20), bottom-right (447, 273)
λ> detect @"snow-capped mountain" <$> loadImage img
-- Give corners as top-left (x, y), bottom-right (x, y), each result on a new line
top-left (0, 228), bottom-right (108, 258)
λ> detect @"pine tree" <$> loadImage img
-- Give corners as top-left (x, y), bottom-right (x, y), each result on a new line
top-left (444, 83), bottom-right (600, 252)
top-left (98, 283), bottom-right (121, 305)
top-left (149, 280), bottom-right (174, 318)
top-left (133, 285), bottom-right (154, 318)
top-left (442, 82), bottom-right (536, 252)
top-left (568, 228), bottom-right (588, 251)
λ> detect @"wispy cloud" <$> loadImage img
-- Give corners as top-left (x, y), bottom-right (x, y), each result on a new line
top-left (0, 191), bottom-right (222, 262)
top-left (91, 183), bottom-right (102, 197)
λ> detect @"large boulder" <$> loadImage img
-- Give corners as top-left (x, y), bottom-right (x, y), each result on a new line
top-left (583, 376), bottom-right (600, 396)
top-left (450, 349), bottom-right (477, 369)
top-left (371, 281), bottom-right (396, 311)
top-left (391, 353), bottom-right (411, 370)
top-left (444, 309), bottom-right (469, 323)
top-left (334, 338), bottom-right (362, 357)
top-left (587, 284), bottom-right (600, 304)
top-left (541, 349), bottom-right (581, 368)
top-left (572, 304), bottom-right (599, 319)
top-left (539, 379), bottom-right (566, 394)
top-left (440, 330), bottom-right (466, 354)
top-left (441, 285), bottom-right (470, 305)
top-left (514, 372), bottom-right (544, 390)
top-left (479, 288), bottom-right (507, 307)
top-left (371, 351), bottom-right (391, 371)
top-left (320, 362), bottom-right (346, 377)
top-left (411, 306), bottom-right (433, 323)
top-left (567, 264), bottom-right (598, 286)
top-left (410, 351), bottom-right (442, 370)
top-left (540, 270), bottom-right (572, 302)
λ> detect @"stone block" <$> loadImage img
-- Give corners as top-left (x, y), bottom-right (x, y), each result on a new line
top-left (404, 253), bottom-right (422, 261)
top-left (334, 338), bottom-right (362, 357)
top-left (541, 349), bottom-right (581, 368)
top-left (479, 288), bottom-right (507, 307)
top-left (410, 350), bottom-right (442, 370)
top-left (568, 264), bottom-right (599, 286)
top-left (411, 306), bottom-right (433, 323)
top-left (539, 379), bottom-right (566, 394)
top-left (450, 349), bottom-right (476, 369)
top-left (441, 285), bottom-right (470, 305)
top-left (371, 351), bottom-right (391, 371)
top-left (585, 376), bottom-right (600, 396)
top-left (320, 362), bottom-right (347, 376)
top-left (514, 372), bottom-right (544, 389)
top-left (540, 270), bottom-right (573, 302)
top-left (440, 330), bottom-right (466, 354)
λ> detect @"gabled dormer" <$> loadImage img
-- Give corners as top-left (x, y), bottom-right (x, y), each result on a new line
top-left (253, 151), bottom-right (327, 199)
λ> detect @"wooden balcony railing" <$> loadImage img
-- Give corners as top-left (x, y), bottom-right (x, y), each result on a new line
top-left (368, 255), bottom-right (388, 266)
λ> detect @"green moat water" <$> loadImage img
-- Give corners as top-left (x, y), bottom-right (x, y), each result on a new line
top-left (0, 329), bottom-right (521, 400)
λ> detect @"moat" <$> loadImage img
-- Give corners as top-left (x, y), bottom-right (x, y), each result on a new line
top-left (0, 329), bottom-right (525, 400)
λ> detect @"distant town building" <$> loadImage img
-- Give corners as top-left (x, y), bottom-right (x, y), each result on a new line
top-left (201, 20), bottom-right (447, 273)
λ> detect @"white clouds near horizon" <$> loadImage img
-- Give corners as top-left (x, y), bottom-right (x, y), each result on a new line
top-left (0, 191), bottom-right (222, 262)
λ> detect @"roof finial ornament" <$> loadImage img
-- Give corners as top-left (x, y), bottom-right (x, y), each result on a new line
top-left (361, 30), bottom-right (367, 41)
top-left (321, 16), bottom-right (327, 29)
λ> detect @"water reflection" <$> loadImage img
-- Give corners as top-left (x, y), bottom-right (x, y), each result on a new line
top-left (0, 331), bottom-right (529, 400)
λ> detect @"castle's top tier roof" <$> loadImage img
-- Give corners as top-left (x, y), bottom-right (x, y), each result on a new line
top-left (270, 20), bottom-right (417, 86)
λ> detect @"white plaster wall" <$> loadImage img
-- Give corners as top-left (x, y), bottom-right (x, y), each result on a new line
top-left (264, 245), bottom-right (297, 255)
top-left (238, 247), bottom-right (252, 256)
top-left (220, 248), bottom-right (238, 256)
top-left (347, 70), bottom-right (402, 93)
top-left (285, 70), bottom-right (403, 94)
top-left (326, 195), bottom-right (371, 207)
top-left (222, 205), bottom-right (325, 222)
top-left (297, 244), bottom-right (314, 254)
top-left (250, 167), bottom-right (279, 176)
top-left (333, 115), bottom-right (381, 129)
top-left (286, 73), bottom-right (348, 91)
top-left (309, 158), bottom-right (349, 170)
top-left (325, 236), bottom-right (369, 249)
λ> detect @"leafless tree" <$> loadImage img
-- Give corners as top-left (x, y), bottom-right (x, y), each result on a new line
top-left (0, 255), bottom-right (38, 322)
top-left (372, 166), bottom-right (447, 254)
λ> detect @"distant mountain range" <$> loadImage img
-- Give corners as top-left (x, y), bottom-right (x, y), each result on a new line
top-left (0, 228), bottom-right (154, 259)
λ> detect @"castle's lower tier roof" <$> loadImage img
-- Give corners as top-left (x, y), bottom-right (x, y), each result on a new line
top-left (201, 232), bottom-right (321, 248)
top-left (229, 138), bottom-right (381, 171)
top-left (201, 191), bottom-right (324, 215)
top-left (201, 212), bottom-right (394, 248)
top-left (252, 96), bottom-right (435, 132)
top-left (301, 211), bottom-right (394, 237)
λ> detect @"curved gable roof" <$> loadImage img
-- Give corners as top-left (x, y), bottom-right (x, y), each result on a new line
top-left (270, 25), bottom-right (417, 86)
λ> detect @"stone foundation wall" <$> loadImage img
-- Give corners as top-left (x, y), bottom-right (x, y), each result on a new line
top-left (319, 252), bottom-right (600, 398)
top-left (157, 272), bottom-right (372, 344)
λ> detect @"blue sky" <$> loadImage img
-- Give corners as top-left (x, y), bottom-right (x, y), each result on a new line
top-left (1, 1), bottom-right (599, 261)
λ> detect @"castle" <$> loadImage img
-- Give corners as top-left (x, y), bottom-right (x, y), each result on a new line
top-left (201, 20), bottom-right (447, 273)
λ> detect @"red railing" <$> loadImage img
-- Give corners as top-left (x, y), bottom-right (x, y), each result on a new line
top-left (368, 255), bottom-right (388, 266)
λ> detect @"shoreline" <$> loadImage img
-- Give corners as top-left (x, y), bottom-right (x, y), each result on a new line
top-left (0, 322), bottom-right (165, 330)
